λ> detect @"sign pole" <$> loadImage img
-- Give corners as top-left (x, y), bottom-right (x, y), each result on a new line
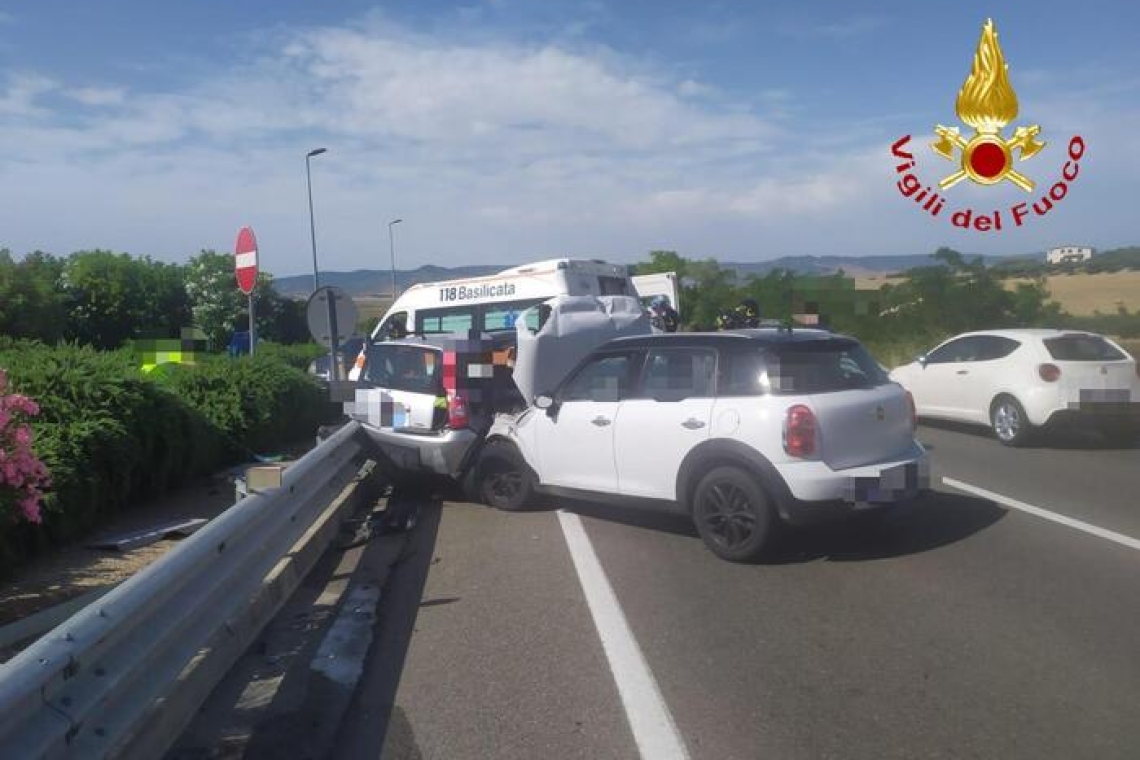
top-left (248, 292), bottom-right (256, 357)
top-left (327, 289), bottom-right (340, 381)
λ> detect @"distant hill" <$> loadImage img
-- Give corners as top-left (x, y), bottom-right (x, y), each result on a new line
top-left (273, 264), bottom-right (507, 296)
top-left (724, 252), bottom-right (1043, 278)
top-left (270, 252), bottom-right (1046, 296)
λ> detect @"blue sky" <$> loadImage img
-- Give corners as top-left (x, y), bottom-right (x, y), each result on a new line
top-left (1, 0), bottom-right (1138, 276)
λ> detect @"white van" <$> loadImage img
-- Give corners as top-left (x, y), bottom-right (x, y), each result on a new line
top-left (368, 258), bottom-right (636, 342)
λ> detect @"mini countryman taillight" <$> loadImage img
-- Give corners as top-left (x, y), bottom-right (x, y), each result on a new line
top-left (1038, 363), bottom-right (1061, 382)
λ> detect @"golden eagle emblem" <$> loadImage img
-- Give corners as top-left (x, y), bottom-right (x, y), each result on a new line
top-left (932, 19), bottom-right (1044, 191)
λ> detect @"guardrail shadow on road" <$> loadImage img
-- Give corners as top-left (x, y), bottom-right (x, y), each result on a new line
top-left (330, 491), bottom-right (441, 760)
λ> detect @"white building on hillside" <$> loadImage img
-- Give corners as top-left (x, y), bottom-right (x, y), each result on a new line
top-left (1046, 245), bottom-right (1095, 264)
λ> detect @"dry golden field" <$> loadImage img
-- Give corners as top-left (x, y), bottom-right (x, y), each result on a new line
top-left (857, 271), bottom-right (1140, 316)
top-left (1002, 271), bottom-right (1140, 316)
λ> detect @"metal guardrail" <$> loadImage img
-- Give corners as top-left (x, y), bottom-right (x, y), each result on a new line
top-left (0, 420), bottom-right (369, 759)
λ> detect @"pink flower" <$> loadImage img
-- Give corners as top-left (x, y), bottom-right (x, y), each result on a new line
top-left (18, 494), bottom-right (41, 524)
top-left (0, 374), bottom-right (50, 525)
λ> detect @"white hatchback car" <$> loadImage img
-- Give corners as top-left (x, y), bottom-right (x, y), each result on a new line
top-left (889, 329), bottom-right (1140, 446)
top-left (479, 329), bottom-right (929, 562)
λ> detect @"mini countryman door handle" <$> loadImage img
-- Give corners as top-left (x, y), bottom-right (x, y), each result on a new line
top-left (956, 370), bottom-right (969, 375)
top-left (591, 416), bottom-right (612, 427)
top-left (681, 418), bottom-right (706, 429)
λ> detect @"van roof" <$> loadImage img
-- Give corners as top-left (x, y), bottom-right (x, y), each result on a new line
top-left (399, 258), bottom-right (627, 293)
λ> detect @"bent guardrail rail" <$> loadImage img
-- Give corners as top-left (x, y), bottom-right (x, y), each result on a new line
top-left (0, 420), bottom-right (369, 759)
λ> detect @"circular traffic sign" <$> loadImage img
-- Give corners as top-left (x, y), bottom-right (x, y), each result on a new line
top-left (306, 286), bottom-right (359, 349)
top-left (235, 227), bottom-right (259, 295)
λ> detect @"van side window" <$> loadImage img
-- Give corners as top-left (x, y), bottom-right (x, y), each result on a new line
top-left (418, 308), bottom-right (475, 334)
top-left (482, 299), bottom-right (548, 331)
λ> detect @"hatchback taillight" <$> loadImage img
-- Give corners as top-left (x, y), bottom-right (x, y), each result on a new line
top-left (906, 390), bottom-right (917, 432)
top-left (447, 393), bottom-right (470, 430)
top-left (784, 404), bottom-right (816, 458)
top-left (1038, 363), bottom-right (1061, 382)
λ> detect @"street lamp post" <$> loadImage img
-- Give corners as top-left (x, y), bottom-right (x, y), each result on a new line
top-left (388, 218), bottom-right (403, 300)
top-left (305, 148), bottom-right (327, 292)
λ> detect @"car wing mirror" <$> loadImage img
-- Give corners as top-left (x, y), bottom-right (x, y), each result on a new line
top-left (917, 354), bottom-right (928, 369)
top-left (535, 393), bottom-right (559, 414)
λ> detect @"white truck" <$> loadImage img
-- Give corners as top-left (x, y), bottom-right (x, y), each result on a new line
top-left (630, 271), bottom-right (681, 314)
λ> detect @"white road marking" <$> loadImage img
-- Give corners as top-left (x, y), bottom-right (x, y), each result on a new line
top-left (943, 477), bottom-right (1140, 552)
top-left (557, 510), bottom-right (691, 760)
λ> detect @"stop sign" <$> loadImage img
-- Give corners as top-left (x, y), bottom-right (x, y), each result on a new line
top-left (235, 227), bottom-right (258, 295)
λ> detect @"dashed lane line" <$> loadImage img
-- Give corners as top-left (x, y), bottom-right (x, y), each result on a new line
top-left (943, 476), bottom-right (1140, 552)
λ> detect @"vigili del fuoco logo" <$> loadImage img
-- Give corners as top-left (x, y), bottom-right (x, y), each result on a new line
top-left (891, 19), bottom-right (1085, 232)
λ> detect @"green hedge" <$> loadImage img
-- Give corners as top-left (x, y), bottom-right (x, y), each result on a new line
top-left (0, 342), bottom-right (334, 575)
top-left (152, 353), bottom-right (328, 455)
top-left (253, 341), bottom-right (327, 371)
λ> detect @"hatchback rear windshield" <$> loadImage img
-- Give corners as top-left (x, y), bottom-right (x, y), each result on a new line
top-left (725, 340), bottom-right (890, 395)
top-left (362, 344), bottom-right (443, 395)
top-left (1043, 335), bottom-right (1126, 362)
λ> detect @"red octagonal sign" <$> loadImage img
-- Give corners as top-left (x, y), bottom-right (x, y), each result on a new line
top-left (235, 227), bottom-right (258, 295)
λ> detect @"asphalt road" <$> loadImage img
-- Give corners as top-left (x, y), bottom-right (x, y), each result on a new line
top-left (341, 422), bottom-right (1140, 759)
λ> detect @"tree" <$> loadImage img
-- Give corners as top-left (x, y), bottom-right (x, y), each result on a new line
top-left (260, 296), bottom-right (310, 344)
top-left (635, 250), bottom-right (689, 279)
top-left (183, 249), bottom-right (281, 349)
top-left (62, 251), bottom-right (147, 349)
top-left (684, 258), bottom-right (738, 329)
top-left (59, 250), bottom-right (193, 349)
top-left (0, 250), bottom-right (67, 342)
top-left (136, 260), bottom-right (192, 339)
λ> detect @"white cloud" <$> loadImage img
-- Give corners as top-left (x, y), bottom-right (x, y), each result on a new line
top-left (778, 16), bottom-right (885, 40)
top-left (67, 86), bottom-right (127, 106)
top-left (0, 72), bottom-right (56, 118)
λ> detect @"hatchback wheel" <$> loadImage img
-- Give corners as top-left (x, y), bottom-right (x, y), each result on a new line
top-left (477, 442), bottom-right (534, 511)
top-left (990, 396), bottom-right (1034, 447)
top-left (692, 466), bottom-right (773, 562)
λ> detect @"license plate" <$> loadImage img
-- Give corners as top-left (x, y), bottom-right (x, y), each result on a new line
top-left (844, 462), bottom-right (927, 504)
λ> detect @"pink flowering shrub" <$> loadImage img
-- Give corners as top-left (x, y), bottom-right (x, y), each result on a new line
top-left (0, 368), bottom-right (50, 524)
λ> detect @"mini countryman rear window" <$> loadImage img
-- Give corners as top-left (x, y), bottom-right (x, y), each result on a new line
top-left (763, 340), bottom-right (890, 394)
